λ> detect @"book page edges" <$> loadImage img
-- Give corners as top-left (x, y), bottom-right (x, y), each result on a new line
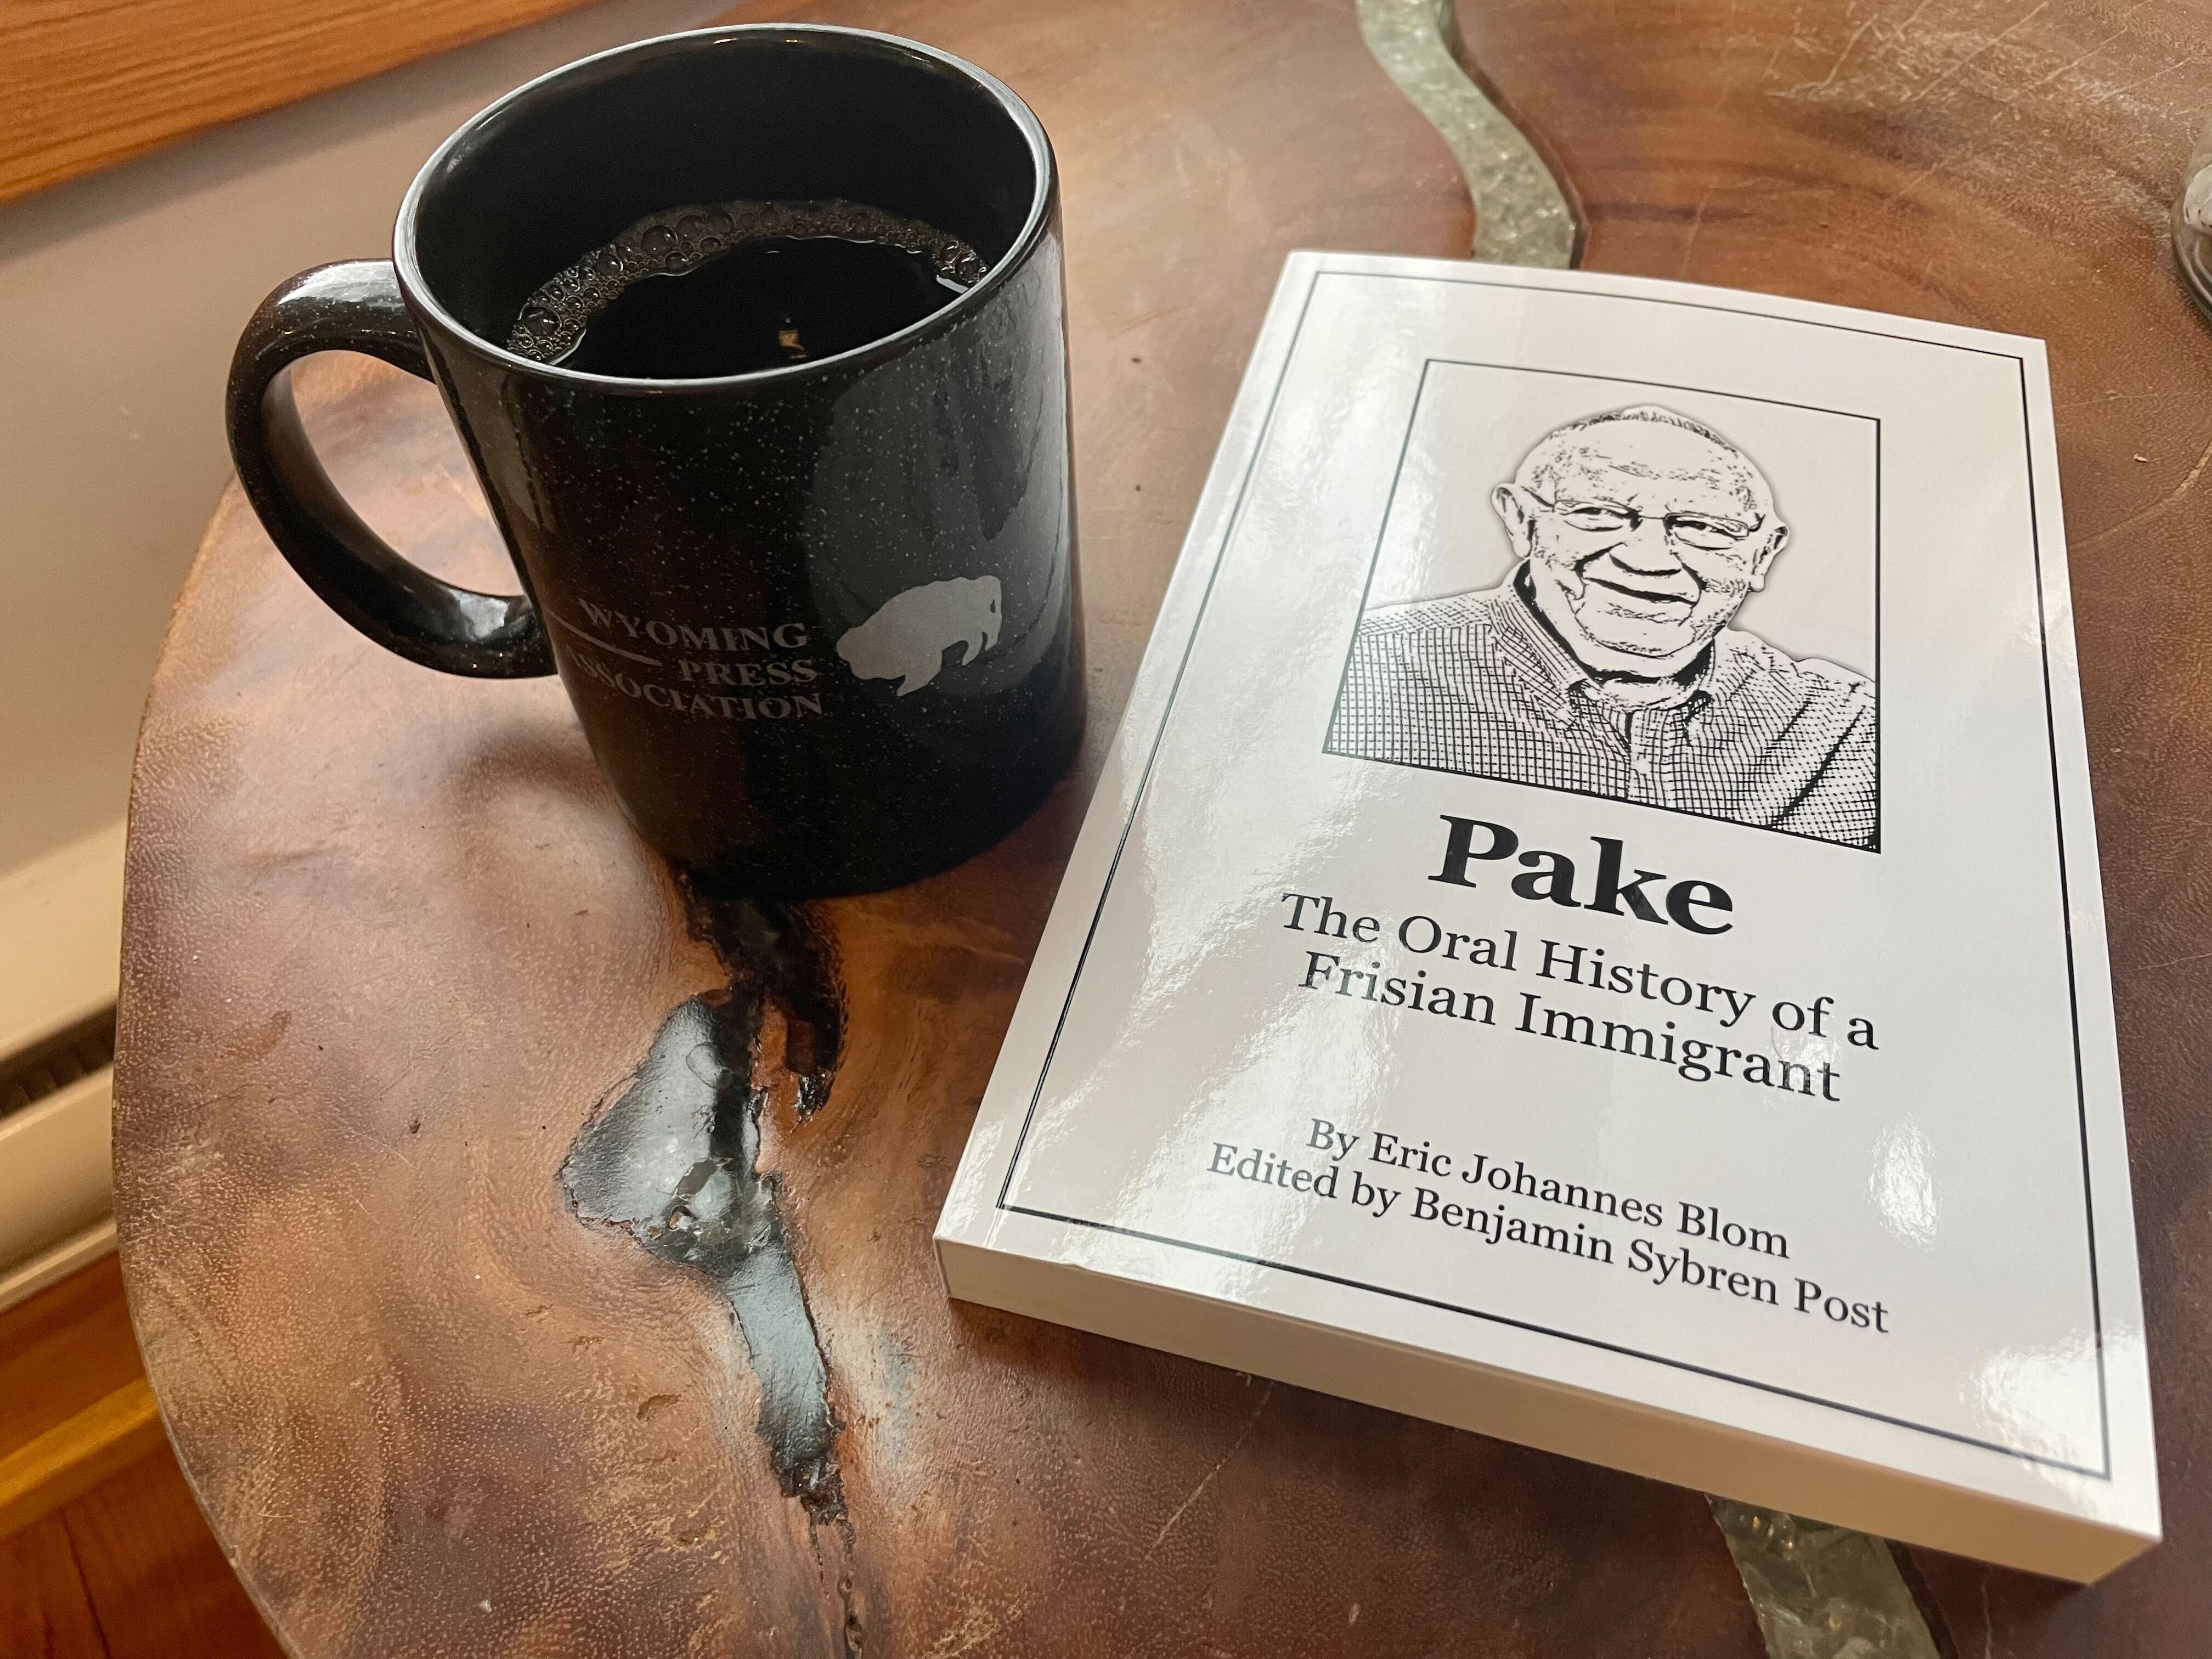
top-left (936, 1235), bottom-right (2156, 1583)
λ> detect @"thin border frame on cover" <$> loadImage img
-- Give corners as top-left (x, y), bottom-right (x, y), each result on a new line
top-left (992, 262), bottom-right (2109, 1484)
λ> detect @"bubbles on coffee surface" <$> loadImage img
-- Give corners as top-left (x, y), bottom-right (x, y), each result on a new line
top-left (506, 199), bottom-right (989, 378)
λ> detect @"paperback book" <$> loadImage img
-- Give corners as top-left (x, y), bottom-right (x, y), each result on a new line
top-left (935, 253), bottom-right (2157, 1579)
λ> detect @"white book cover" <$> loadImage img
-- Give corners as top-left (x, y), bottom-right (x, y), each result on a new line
top-left (934, 252), bottom-right (2157, 1580)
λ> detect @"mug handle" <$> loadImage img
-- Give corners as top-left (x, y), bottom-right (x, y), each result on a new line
top-left (225, 260), bottom-right (554, 678)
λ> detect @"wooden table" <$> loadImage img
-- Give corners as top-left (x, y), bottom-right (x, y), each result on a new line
top-left (116, 1), bottom-right (2212, 1654)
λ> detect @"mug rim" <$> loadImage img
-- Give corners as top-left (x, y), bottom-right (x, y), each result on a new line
top-left (392, 23), bottom-right (1057, 394)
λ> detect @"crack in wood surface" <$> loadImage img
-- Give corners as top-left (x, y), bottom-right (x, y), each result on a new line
top-left (558, 888), bottom-right (857, 1653)
top-left (1709, 1498), bottom-right (1948, 1659)
top-left (1353, 0), bottom-right (1578, 266)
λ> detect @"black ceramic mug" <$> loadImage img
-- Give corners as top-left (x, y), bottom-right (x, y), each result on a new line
top-left (227, 25), bottom-right (1083, 897)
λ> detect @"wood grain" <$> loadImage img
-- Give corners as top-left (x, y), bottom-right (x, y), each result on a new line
top-left (114, 0), bottom-right (2212, 1655)
top-left (0, 1253), bottom-right (142, 1457)
top-left (0, 1379), bottom-right (166, 1542)
top-left (0, 1448), bottom-right (285, 1658)
top-left (61, 1448), bottom-right (288, 1659)
top-left (0, 1260), bottom-right (283, 1654)
top-left (0, 1511), bottom-right (107, 1659)
top-left (0, 0), bottom-right (596, 206)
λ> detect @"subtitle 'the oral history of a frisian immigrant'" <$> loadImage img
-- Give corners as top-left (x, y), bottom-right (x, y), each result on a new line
top-left (933, 253), bottom-right (2158, 1580)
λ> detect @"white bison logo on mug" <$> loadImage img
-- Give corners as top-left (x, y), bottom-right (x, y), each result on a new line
top-left (834, 575), bottom-right (1003, 696)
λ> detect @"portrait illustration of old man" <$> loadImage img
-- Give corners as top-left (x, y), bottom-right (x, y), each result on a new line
top-left (1327, 404), bottom-right (1876, 849)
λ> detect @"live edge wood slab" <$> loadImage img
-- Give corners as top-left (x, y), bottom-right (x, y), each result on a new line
top-left (116, 1), bottom-right (2212, 1654)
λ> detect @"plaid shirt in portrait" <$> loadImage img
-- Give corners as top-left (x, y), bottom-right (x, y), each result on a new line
top-left (1325, 566), bottom-right (1877, 849)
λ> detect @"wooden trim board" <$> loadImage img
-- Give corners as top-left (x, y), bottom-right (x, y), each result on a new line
top-left (0, 1378), bottom-right (165, 1542)
top-left (0, 0), bottom-right (601, 205)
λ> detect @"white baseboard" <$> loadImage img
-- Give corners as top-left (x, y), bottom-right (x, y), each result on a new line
top-left (0, 1067), bottom-right (114, 1282)
top-left (0, 820), bottom-right (124, 1063)
top-left (0, 819), bottom-right (123, 1301)
top-left (0, 1217), bottom-right (117, 1314)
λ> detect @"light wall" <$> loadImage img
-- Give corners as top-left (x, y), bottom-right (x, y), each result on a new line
top-left (0, 0), bottom-right (729, 876)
